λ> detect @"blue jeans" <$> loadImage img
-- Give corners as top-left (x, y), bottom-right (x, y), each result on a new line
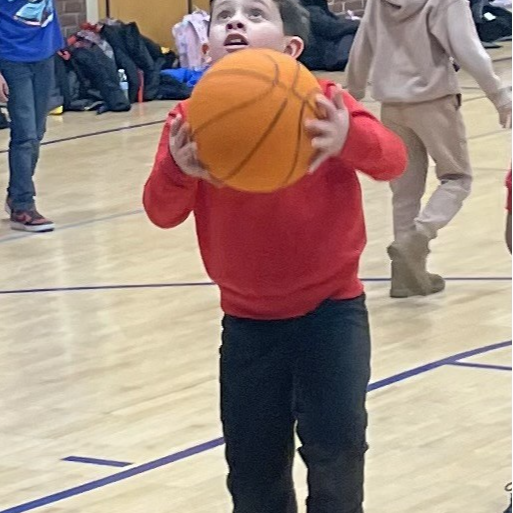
top-left (0, 56), bottom-right (54, 211)
top-left (221, 295), bottom-right (371, 513)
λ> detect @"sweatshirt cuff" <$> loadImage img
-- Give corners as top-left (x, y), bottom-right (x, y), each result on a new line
top-left (488, 86), bottom-right (512, 109)
top-left (161, 152), bottom-right (199, 188)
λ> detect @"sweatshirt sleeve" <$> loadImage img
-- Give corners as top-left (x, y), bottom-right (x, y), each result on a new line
top-left (430, 0), bottom-right (503, 99)
top-left (330, 87), bottom-right (407, 181)
top-left (345, 19), bottom-right (373, 100)
top-left (143, 104), bottom-right (199, 229)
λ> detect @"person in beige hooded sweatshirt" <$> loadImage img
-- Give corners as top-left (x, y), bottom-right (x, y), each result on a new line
top-left (346, 0), bottom-right (512, 298)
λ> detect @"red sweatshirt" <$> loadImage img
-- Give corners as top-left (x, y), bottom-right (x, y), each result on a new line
top-left (144, 81), bottom-right (407, 320)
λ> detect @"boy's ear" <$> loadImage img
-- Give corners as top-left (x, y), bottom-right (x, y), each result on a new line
top-left (202, 43), bottom-right (213, 64)
top-left (284, 37), bottom-right (305, 59)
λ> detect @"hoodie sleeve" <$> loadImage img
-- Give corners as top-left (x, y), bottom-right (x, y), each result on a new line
top-left (430, 0), bottom-right (504, 100)
top-left (345, 19), bottom-right (373, 100)
top-left (143, 103), bottom-right (199, 229)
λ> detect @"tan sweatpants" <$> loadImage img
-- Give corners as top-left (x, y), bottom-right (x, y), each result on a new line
top-left (381, 95), bottom-right (472, 241)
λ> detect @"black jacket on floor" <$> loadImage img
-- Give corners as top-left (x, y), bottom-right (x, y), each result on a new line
top-left (475, 3), bottom-right (512, 43)
top-left (299, 0), bottom-right (359, 71)
top-left (70, 45), bottom-right (131, 112)
top-left (100, 24), bottom-right (141, 103)
top-left (101, 22), bottom-right (166, 102)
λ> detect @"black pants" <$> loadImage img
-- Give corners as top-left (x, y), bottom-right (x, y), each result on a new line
top-left (220, 296), bottom-right (371, 513)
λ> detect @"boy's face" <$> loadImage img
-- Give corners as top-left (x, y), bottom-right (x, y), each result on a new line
top-left (208, 0), bottom-right (303, 63)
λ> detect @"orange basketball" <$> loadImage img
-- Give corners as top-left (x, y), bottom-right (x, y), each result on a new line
top-left (188, 48), bottom-right (321, 193)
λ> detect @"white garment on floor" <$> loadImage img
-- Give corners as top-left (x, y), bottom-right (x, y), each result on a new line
top-left (491, 0), bottom-right (512, 9)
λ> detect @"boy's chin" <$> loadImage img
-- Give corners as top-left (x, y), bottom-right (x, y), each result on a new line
top-left (211, 43), bottom-right (297, 62)
top-left (224, 45), bottom-right (251, 54)
top-left (223, 45), bottom-right (290, 55)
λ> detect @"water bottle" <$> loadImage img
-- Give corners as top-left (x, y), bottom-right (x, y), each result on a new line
top-left (118, 69), bottom-right (129, 100)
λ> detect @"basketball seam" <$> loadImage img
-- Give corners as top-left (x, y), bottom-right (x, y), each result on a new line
top-left (191, 80), bottom-right (276, 137)
top-left (278, 61), bottom-right (304, 188)
top-left (263, 52), bottom-right (281, 87)
top-left (218, 47), bottom-right (290, 184)
top-left (199, 69), bottom-right (318, 105)
top-left (191, 56), bottom-right (283, 135)
top-left (278, 77), bottom-right (319, 188)
top-left (280, 98), bottom-right (308, 188)
top-left (219, 96), bottom-right (290, 183)
top-left (193, 53), bottom-right (320, 190)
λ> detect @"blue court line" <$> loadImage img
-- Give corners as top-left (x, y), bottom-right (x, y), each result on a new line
top-left (0, 276), bottom-right (510, 295)
top-left (62, 456), bottom-right (132, 468)
top-left (448, 361), bottom-right (512, 372)
top-left (0, 120), bottom-right (165, 155)
top-left (0, 339), bottom-right (510, 513)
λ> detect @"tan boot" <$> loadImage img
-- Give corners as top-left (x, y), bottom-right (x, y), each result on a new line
top-left (387, 232), bottom-right (444, 298)
top-left (390, 260), bottom-right (446, 298)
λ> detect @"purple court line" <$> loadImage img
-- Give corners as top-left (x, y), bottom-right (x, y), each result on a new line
top-left (0, 78), bottom-right (508, 246)
top-left (448, 361), bottom-right (512, 372)
top-left (0, 276), bottom-right (510, 295)
top-left (367, 340), bottom-right (511, 391)
top-left (0, 120), bottom-right (165, 155)
top-left (0, 339), bottom-right (510, 513)
top-left (0, 438), bottom-right (225, 513)
top-left (0, 209), bottom-right (144, 245)
top-left (62, 456), bottom-right (132, 468)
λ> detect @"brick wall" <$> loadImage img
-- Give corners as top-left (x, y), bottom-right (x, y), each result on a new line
top-left (56, 0), bottom-right (87, 36)
top-left (328, 0), bottom-right (366, 14)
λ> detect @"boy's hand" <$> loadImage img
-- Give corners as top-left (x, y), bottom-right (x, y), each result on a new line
top-left (169, 115), bottom-right (222, 186)
top-left (0, 73), bottom-right (9, 104)
top-left (499, 102), bottom-right (512, 129)
top-left (305, 88), bottom-right (350, 173)
top-left (489, 87), bottom-right (512, 129)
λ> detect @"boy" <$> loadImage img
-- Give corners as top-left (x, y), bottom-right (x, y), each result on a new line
top-left (346, 0), bottom-right (512, 298)
top-left (144, 0), bottom-right (407, 511)
top-left (0, 0), bottom-right (63, 232)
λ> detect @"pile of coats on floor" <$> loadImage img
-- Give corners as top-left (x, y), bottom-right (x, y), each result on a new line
top-left (51, 19), bottom-right (194, 114)
top-left (2, 0), bottom-right (510, 121)
top-left (49, 7), bottom-right (360, 115)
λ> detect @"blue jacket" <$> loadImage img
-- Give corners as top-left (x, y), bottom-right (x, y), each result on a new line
top-left (0, 0), bottom-right (64, 62)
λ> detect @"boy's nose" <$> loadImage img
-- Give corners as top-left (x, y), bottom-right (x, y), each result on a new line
top-left (226, 21), bottom-right (245, 31)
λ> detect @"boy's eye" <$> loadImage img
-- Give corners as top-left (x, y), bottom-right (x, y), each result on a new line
top-left (217, 10), bottom-right (232, 20)
top-left (248, 8), bottom-right (264, 18)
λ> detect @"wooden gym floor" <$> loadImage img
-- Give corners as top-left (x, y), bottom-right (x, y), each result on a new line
top-left (0, 46), bottom-right (511, 513)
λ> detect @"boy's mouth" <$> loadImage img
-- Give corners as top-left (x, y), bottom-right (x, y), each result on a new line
top-left (224, 33), bottom-right (249, 52)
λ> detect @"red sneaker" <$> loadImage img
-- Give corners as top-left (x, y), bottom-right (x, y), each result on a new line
top-left (10, 209), bottom-right (55, 232)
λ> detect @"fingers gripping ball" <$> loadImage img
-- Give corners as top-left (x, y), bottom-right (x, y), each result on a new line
top-left (187, 49), bottom-right (321, 193)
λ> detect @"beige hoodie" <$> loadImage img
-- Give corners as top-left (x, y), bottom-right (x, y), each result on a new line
top-left (346, 0), bottom-right (508, 107)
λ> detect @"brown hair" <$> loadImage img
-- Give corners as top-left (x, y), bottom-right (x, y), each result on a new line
top-left (209, 0), bottom-right (310, 43)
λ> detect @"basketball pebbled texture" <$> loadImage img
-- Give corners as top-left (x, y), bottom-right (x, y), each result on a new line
top-left (187, 48), bottom-right (321, 193)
